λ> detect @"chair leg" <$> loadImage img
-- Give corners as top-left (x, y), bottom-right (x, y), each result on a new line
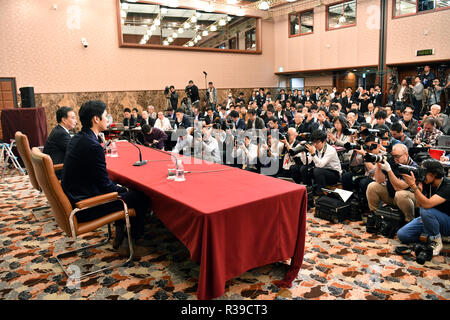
top-left (55, 216), bottom-right (134, 282)
top-left (30, 205), bottom-right (52, 222)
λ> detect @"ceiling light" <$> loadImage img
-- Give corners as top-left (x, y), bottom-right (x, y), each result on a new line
top-left (195, 25), bottom-right (200, 30)
top-left (163, 40), bottom-right (169, 45)
top-left (188, 41), bottom-right (194, 46)
top-left (161, 7), bottom-right (168, 14)
top-left (196, 35), bottom-right (202, 40)
top-left (227, 16), bottom-right (232, 22)
top-left (258, 1), bottom-right (270, 10)
top-left (178, 28), bottom-right (184, 33)
top-left (168, 37), bottom-right (173, 42)
top-left (154, 18), bottom-right (160, 26)
top-left (210, 25), bottom-right (217, 32)
top-left (202, 30), bottom-right (208, 36)
top-left (121, 3), bottom-right (129, 10)
top-left (191, 16), bottom-right (197, 23)
top-left (184, 22), bottom-right (190, 29)
top-left (218, 19), bottom-right (226, 26)
top-left (172, 32), bottom-right (178, 38)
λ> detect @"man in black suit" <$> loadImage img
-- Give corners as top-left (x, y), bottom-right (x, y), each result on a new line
top-left (61, 100), bottom-right (151, 259)
top-left (204, 108), bottom-right (219, 127)
top-left (122, 108), bottom-right (136, 127)
top-left (229, 110), bottom-right (246, 131)
top-left (44, 106), bottom-right (77, 167)
top-left (246, 108), bottom-right (265, 130)
top-left (256, 88), bottom-right (266, 108)
top-left (174, 108), bottom-right (191, 128)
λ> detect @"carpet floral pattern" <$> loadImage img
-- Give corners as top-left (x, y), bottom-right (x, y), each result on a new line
top-left (0, 172), bottom-right (449, 300)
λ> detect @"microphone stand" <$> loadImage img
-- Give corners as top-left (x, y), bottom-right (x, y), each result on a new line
top-left (203, 71), bottom-right (208, 108)
top-left (128, 126), bottom-right (148, 166)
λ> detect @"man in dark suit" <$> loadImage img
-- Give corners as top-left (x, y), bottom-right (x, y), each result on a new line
top-left (61, 100), bottom-right (151, 259)
top-left (122, 108), bottom-right (136, 127)
top-left (229, 110), bottom-right (246, 131)
top-left (246, 108), bottom-right (265, 130)
top-left (204, 108), bottom-right (219, 127)
top-left (256, 88), bottom-right (266, 108)
top-left (174, 108), bottom-right (191, 128)
top-left (43, 106), bottom-right (77, 167)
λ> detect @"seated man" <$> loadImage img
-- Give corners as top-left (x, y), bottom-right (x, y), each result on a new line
top-left (415, 117), bottom-right (443, 147)
top-left (366, 143), bottom-right (417, 223)
top-left (390, 121), bottom-right (414, 150)
top-left (141, 124), bottom-right (167, 150)
top-left (122, 107), bottom-right (136, 128)
top-left (174, 108), bottom-right (191, 129)
top-left (229, 110), bottom-right (246, 131)
top-left (193, 127), bottom-right (221, 163)
top-left (154, 111), bottom-right (173, 131)
top-left (43, 106), bottom-right (77, 170)
top-left (171, 126), bottom-right (193, 156)
top-left (400, 106), bottom-right (419, 139)
top-left (397, 159), bottom-right (450, 256)
top-left (299, 129), bottom-right (342, 194)
top-left (61, 100), bottom-right (151, 259)
top-left (139, 110), bottom-right (155, 127)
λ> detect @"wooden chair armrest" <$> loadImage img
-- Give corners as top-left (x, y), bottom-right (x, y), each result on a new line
top-left (75, 192), bottom-right (119, 210)
top-left (53, 163), bottom-right (64, 171)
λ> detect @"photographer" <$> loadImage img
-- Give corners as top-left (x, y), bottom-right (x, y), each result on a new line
top-left (415, 117), bottom-right (443, 147)
top-left (390, 122), bottom-right (414, 150)
top-left (397, 159), bottom-right (449, 257)
top-left (186, 80), bottom-right (200, 107)
top-left (172, 126), bottom-right (193, 156)
top-left (342, 135), bottom-right (384, 196)
top-left (366, 143), bottom-right (417, 222)
top-left (399, 106), bottom-right (419, 139)
top-left (168, 86), bottom-right (178, 110)
top-left (141, 123), bottom-right (167, 150)
top-left (427, 79), bottom-right (443, 108)
top-left (278, 128), bottom-right (302, 183)
top-left (298, 130), bottom-right (342, 195)
top-left (232, 135), bottom-right (258, 172)
top-left (206, 82), bottom-right (218, 110)
top-left (395, 79), bottom-right (411, 106)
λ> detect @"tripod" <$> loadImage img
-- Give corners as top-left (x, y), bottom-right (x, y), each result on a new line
top-left (1, 140), bottom-right (25, 177)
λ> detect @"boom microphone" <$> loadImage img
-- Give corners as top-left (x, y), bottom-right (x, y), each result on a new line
top-left (128, 140), bottom-right (148, 166)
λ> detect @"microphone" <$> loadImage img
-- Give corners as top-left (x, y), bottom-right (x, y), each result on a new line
top-left (203, 71), bottom-right (207, 76)
top-left (127, 140), bottom-right (148, 166)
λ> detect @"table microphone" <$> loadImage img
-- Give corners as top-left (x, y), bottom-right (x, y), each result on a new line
top-left (128, 140), bottom-right (148, 166)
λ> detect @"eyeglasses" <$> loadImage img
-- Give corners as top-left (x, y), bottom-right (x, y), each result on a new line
top-left (392, 153), bottom-right (405, 159)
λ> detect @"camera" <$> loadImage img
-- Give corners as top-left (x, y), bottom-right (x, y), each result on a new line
top-left (289, 141), bottom-right (310, 156)
top-left (364, 153), bottom-right (389, 164)
top-left (296, 132), bottom-right (311, 142)
top-left (343, 128), bottom-right (358, 136)
top-left (406, 77), bottom-right (413, 86)
top-left (359, 128), bottom-right (380, 137)
top-left (396, 164), bottom-right (427, 182)
top-left (164, 86), bottom-right (170, 95)
top-left (413, 243), bottom-right (433, 265)
top-left (344, 142), bottom-right (363, 151)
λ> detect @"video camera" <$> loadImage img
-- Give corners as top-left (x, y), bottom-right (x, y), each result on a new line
top-left (164, 86), bottom-right (170, 95)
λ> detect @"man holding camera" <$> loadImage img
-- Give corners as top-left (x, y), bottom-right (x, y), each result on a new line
top-left (427, 79), bottom-right (443, 108)
top-left (366, 143), bottom-right (418, 222)
top-left (415, 117), bottom-right (443, 147)
top-left (397, 159), bottom-right (450, 257)
top-left (297, 130), bottom-right (342, 195)
top-left (186, 80), bottom-right (200, 107)
top-left (390, 122), bottom-right (414, 150)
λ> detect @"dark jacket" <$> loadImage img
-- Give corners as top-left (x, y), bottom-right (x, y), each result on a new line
top-left (143, 127), bottom-right (167, 150)
top-left (61, 127), bottom-right (127, 207)
top-left (174, 114), bottom-right (191, 128)
top-left (43, 125), bottom-right (72, 165)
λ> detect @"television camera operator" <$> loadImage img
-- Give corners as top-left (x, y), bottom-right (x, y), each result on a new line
top-left (366, 143), bottom-right (418, 223)
top-left (185, 80), bottom-right (200, 111)
top-left (397, 159), bottom-right (450, 260)
top-left (292, 129), bottom-right (342, 195)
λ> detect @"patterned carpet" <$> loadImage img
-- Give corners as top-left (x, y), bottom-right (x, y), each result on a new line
top-left (0, 169), bottom-right (449, 300)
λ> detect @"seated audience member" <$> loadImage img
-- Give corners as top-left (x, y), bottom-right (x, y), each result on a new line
top-left (278, 128), bottom-right (302, 182)
top-left (229, 110), bottom-right (246, 131)
top-left (342, 134), bottom-right (385, 196)
top-left (327, 116), bottom-right (350, 148)
top-left (385, 105), bottom-right (399, 125)
top-left (43, 106), bottom-right (77, 167)
top-left (415, 118), bottom-right (443, 147)
top-left (61, 100), bottom-right (151, 259)
top-left (141, 124), bottom-right (167, 150)
top-left (194, 127), bottom-right (221, 163)
top-left (423, 104), bottom-right (448, 129)
top-left (346, 112), bottom-right (359, 129)
top-left (174, 108), bottom-right (191, 129)
top-left (147, 105), bottom-right (157, 119)
top-left (204, 108), bottom-right (219, 127)
top-left (139, 110), bottom-right (155, 127)
top-left (123, 108), bottom-right (136, 127)
top-left (192, 106), bottom-right (204, 124)
top-left (132, 108), bottom-right (142, 124)
top-left (390, 122), bottom-right (414, 150)
top-left (397, 159), bottom-right (450, 256)
top-left (291, 112), bottom-right (308, 133)
top-left (154, 111), bottom-right (173, 131)
top-left (171, 127), bottom-right (193, 156)
top-left (166, 108), bottom-right (176, 120)
top-left (235, 92), bottom-right (246, 105)
top-left (232, 135), bottom-right (258, 172)
top-left (364, 103), bottom-right (377, 123)
top-left (310, 108), bottom-right (332, 132)
top-left (366, 143), bottom-right (417, 222)
top-left (246, 108), bottom-right (265, 130)
top-left (373, 110), bottom-right (390, 128)
top-left (400, 106), bottom-right (419, 139)
top-left (267, 116), bottom-right (286, 134)
top-left (299, 130), bottom-right (342, 195)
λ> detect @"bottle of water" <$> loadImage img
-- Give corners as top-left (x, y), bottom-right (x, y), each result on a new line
top-left (175, 159), bottom-right (185, 181)
top-left (110, 141), bottom-right (118, 158)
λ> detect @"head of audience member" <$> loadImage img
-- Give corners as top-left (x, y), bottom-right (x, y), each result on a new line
top-left (402, 106), bottom-right (414, 122)
top-left (79, 100), bottom-right (108, 133)
top-left (421, 159), bottom-right (445, 186)
top-left (346, 112), bottom-right (356, 126)
top-left (141, 123), bottom-right (153, 135)
top-left (305, 90), bottom-right (311, 97)
top-left (375, 85), bottom-right (381, 93)
top-left (310, 104), bottom-right (318, 115)
top-left (124, 108), bottom-right (132, 119)
top-left (247, 108), bottom-right (257, 121)
top-left (367, 103), bottom-right (375, 114)
top-left (430, 104), bottom-right (441, 117)
top-left (287, 127), bottom-right (298, 143)
top-left (285, 100), bottom-right (291, 109)
top-left (147, 105), bottom-right (155, 115)
top-left (310, 129), bottom-right (327, 152)
top-left (315, 87), bottom-right (321, 94)
top-left (208, 81), bottom-right (214, 89)
top-left (301, 106), bottom-right (309, 116)
top-left (266, 106), bottom-right (275, 119)
top-left (317, 101), bottom-right (322, 108)
top-left (390, 122), bottom-right (406, 141)
top-left (385, 105), bottom-right (394, 117)
top-left (268, 116), bottom-right (279, 130)
top-left (229, 110), bottom-right (239, 122)
top-left (275, 103), bottom-right (282, 113)
top-left (56, 106), bottom-right (77, 131)
top-left (414, 76), bottom-right (421, 85)
top-left (317, 108), bottom-right (328, 123)
top-left (132, 108), bottom-right (139, 119)
top-left (424, 65), bottom-right (431, 74)
top-left (240, 106), bottom-right (247, 116)
top-left (259, 88), bottom-right (265, 95)
top-left (324, 99), bottom-right (331, 109)
top-left (375, 110), bottom-right (388, 126)
top-left (157, 111), bottom-right (165, 121)
top-left (332, 116), bottom-right (347, 134)
top-left (169, 85), bottom-right (175, 92)
top-left (141, 110), bottom-right (149, 122)
top-left (304, 100), bottom-right (312, 109)
top-left (294, 112), bottom-right (304, 125)
top-left (290, 103), bottom-right (297, 113)
top-left (422, 118), bottom-right (436, 134)
top-left (395, 105), bottom-right (403, 118)
top-left (391, 143), bottom-right (409, 165)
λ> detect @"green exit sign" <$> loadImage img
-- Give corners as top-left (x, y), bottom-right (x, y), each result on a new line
top-left (416, 49), bottom-right (434, 56)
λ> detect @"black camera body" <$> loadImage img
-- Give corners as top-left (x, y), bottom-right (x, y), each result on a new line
top-left (164, 86), bottom-right (170, 95)
top-left (396, 164), bottom-right (427, 182)
top-left (413, 243), bottom-right (433, 265)
top-left (289, 140), bottom-right (311, 156)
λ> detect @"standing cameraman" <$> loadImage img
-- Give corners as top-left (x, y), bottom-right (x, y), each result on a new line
top-left (186, 80), bottom-right (200, 109)
top-left (409, 77), bottom-right (424, 120)
top-left (366, 143), bottom-right (417, 222)
top-left (397, 159), bottom-right (450, 256)
top-left (169, 86), bottom-right (178, 110)
top-left (427, 79), bottom-right (443, 108)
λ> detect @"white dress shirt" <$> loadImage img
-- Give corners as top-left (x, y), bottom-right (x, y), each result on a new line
top-left (300, 143), bottom-right (342, 175)
top-left (154, 117), bottom-right (172, 131)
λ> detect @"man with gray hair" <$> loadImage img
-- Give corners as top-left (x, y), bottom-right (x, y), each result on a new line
top-left (147, 105), bottom-right (157, 119)
top-left (366, 143), bottom-right (418, 222)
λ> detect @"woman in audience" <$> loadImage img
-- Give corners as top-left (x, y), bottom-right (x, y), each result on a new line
top-left (327, 116), bottom-right (350, 147)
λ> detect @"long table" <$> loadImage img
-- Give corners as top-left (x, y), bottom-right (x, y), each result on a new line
top-left (106, 141), bottom-right (307, 300)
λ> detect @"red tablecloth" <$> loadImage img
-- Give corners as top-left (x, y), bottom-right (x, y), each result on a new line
top-left (106, 141), bottom-right (307, 300)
